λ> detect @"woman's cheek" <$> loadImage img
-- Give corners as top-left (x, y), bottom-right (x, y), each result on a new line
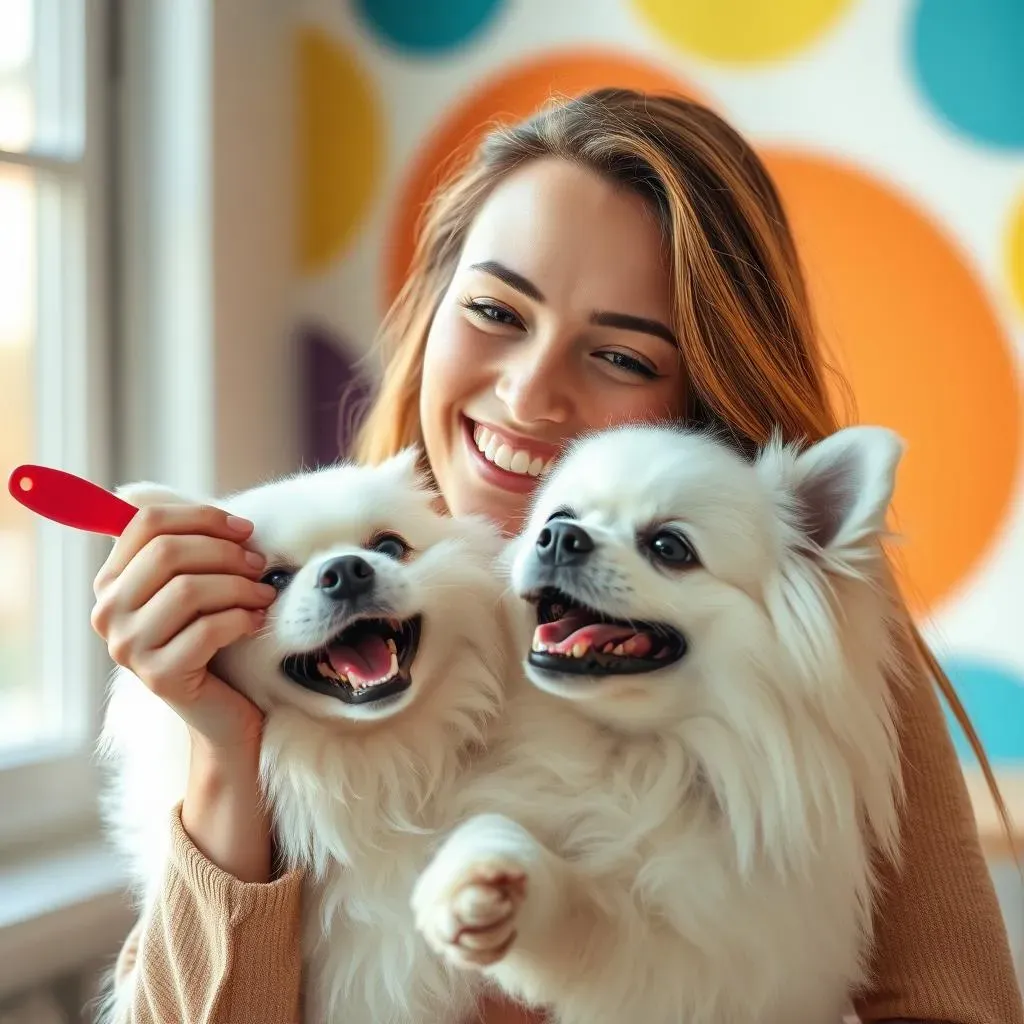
top-left (424, 309), bottom-right (489, 406)
top-left (606, 371), bottom-right (687, 423)
top-left (421, 308), bottom-right (479, 458)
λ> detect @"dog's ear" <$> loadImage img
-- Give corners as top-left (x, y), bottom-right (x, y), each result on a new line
top-left (381, 446), bottom-right (431, 490)
top-left (788, 427), bottom-right (904, 554)
top-left (114, 481), bottom-right (196, 508)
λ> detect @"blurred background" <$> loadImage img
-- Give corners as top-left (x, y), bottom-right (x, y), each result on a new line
top-left (0, 0), bottom-right (1021, 1018)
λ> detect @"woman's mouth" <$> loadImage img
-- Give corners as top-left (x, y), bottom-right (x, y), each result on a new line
top-left (461, 417), bottom-right (557, 494)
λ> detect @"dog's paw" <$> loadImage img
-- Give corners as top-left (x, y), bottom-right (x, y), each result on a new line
top-left (414, 855), bottom-right (527, 969)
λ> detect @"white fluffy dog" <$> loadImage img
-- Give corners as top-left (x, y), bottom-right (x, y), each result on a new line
top-left (99, 450), bottom-right (512, 1024)
top-left (413, 424), bottom-right (906, 1024)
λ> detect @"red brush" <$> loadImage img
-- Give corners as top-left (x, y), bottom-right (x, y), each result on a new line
top-left (7, 464), bottom-right (138, 537)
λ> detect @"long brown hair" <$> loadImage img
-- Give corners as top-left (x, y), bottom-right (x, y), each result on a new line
top-left (353, 88), bottom-right (1011, 838)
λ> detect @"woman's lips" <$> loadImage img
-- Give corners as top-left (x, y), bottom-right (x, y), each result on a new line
top-left (461, 417), bottom-right (555, 494)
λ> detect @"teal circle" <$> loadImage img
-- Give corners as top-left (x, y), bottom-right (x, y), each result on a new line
top-left (910, 0), bottom-right (1024, 149)
top-left (353, 0), bottom-right (505, 55)
top-left (942, 657), bottom-right (1024, 765)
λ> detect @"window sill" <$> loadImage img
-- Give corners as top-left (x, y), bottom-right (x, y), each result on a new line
top-left (0, 833), bottom-right (133, 1000)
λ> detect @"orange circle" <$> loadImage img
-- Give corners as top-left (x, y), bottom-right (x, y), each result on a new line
top-left (763, 150), bottom-right (1022, 613)
top-left (385, 50), bottom-right (703, 304)
top-left (18, 476), bottom-right (32, 492)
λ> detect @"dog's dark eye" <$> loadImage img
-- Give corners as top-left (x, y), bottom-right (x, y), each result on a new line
top-left (648, 530), bottom-right (697, 567)
top-left (260, 568), bottom-right (294, 591)
top-left (372, 533), bottom-right (409, 560)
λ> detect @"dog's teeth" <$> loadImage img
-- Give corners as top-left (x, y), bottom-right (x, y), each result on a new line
top-left (612, 644), bottom-right (625, 656)
top-left (602, 642), bottom-right (614, 654)
top-left (571, 642), bottom-right (588, 658)
top-left (386, 637), bottom-right (397, 654)
top-left (532, 634), bottom-right (544, 653)
top-left (622, 638), bottom-right (637, 656)
top-left (388, 650), bottom-right (398, 678)
top-left (655, 647), bottom-right (669, 659)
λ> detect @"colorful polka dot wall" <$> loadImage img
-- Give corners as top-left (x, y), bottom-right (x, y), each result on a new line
top-left (296, 0), bottom-right (1024, 767)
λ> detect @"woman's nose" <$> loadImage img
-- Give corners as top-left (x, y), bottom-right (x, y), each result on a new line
top-left (494, 338), bottom-right (573, 426)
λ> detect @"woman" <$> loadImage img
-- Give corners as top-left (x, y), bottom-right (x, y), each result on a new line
top-left (93, 89), bottom-right (1023, 1023)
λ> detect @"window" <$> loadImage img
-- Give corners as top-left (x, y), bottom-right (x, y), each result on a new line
top-left (0, 0), bottom-right (112, 844)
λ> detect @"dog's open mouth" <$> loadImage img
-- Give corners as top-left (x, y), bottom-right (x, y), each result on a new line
top-left (281, 616), bottom-right (422, 705)
top-left (526, 587), bottom-right (686, 677)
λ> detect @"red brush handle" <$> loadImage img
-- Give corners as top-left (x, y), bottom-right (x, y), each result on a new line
top-left (7, 464), bottom-right (138, 537)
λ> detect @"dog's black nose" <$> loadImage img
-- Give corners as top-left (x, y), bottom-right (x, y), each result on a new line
top-left (317, 555), bottom-right (375, 599)
top-left (535, 521), bottom-right (594, 567)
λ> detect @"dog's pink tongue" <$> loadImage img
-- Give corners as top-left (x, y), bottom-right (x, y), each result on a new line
top-left (558, 625), bottom-right (651, 656)
top-left (327, 634), bottom-right (392, 683)
top-left (536, 611), bottom-right (639, 654)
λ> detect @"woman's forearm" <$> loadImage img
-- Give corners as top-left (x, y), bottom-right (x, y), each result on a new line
top-left (182, 734), bottom-right (272, 883)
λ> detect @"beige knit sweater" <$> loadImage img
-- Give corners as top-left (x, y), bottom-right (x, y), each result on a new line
top-left (116, 669), bottom-right (1023, 1024)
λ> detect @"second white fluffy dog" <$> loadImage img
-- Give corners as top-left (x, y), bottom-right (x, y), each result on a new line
top-left (414, 424), bottom-right (906, 1024)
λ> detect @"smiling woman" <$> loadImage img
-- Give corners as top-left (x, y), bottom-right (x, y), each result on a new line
top-left (100, 87), bottom-right (1022, 1024)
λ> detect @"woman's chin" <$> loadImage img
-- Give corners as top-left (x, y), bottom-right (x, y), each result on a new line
top-left (438, 435), bottom-right (541, 535)
top-left (447, 480), bottom-right (530, 537)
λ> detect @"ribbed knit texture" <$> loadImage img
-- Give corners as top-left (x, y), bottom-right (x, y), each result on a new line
top-left (121, 805), bottom-right (304, 1023)
top-left (854, 670), bottom-right (1022, 1023)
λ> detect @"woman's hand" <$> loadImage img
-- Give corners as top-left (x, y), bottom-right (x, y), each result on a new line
top-left (92, 502), bottom-right (279, 880)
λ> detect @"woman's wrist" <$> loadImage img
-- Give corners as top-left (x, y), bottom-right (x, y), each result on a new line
top-left (182, 733), bottom-right (273, 883)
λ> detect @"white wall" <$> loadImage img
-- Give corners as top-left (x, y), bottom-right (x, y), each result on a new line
top-left (211, 0), bottom-right (297, 495)
top-left (119, 0), bottom-right (297, 498)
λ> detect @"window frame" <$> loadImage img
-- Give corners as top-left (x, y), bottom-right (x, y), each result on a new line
top-left (0, 0), bottom-right (115, 849)
top-left (0, 0), bottom-right (218, 995)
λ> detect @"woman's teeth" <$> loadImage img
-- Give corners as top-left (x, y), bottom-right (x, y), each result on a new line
top-left (473, 425), bottom-right (554, 477)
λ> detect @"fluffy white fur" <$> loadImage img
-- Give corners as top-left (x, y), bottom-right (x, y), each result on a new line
top-left (98, 450), bottom-right (513, 1024)
top-left (413, 424), bottom-right (907, 1024)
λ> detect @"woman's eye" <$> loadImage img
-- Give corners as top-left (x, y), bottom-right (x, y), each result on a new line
top-left (595, 351), bottom-right (659, 380)
top-left (461, 299), bottom-right (524, 329)
top-left (647, 530), bottom-right (698, 567)
top-left (372, 533), bottom-right (410, 560)
top-left (260, 569), bottom-right (294, 591)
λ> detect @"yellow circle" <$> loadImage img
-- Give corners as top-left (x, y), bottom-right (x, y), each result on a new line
top-left (633, 0), bottom-right (855, 65)
top-left (1009, 193), bottom-right (1024, 315)
top-left (298, 27), bottom-right (384, 273)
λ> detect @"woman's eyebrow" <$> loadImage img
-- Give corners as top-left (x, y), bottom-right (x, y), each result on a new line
top-left (590, 311), bottom-right (678, 347)
top-left (468, 260), bottom-right (677, 346)
top-left (469, 260), bottom-right (544, 301)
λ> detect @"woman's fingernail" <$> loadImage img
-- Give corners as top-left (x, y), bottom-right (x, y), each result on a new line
top-left (245, 550), bottom-right (266, 569)
top-left (227, 515), bottom-right (254, 535)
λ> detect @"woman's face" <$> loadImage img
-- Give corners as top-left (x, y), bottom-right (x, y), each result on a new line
top-left (420, 157), bottom-right (687, 535)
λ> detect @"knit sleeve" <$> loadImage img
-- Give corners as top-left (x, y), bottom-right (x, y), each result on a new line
top-left (853, 669), bottom-right (1023, 1023)
top-left (118, 802), bottom-right (305, 1024)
